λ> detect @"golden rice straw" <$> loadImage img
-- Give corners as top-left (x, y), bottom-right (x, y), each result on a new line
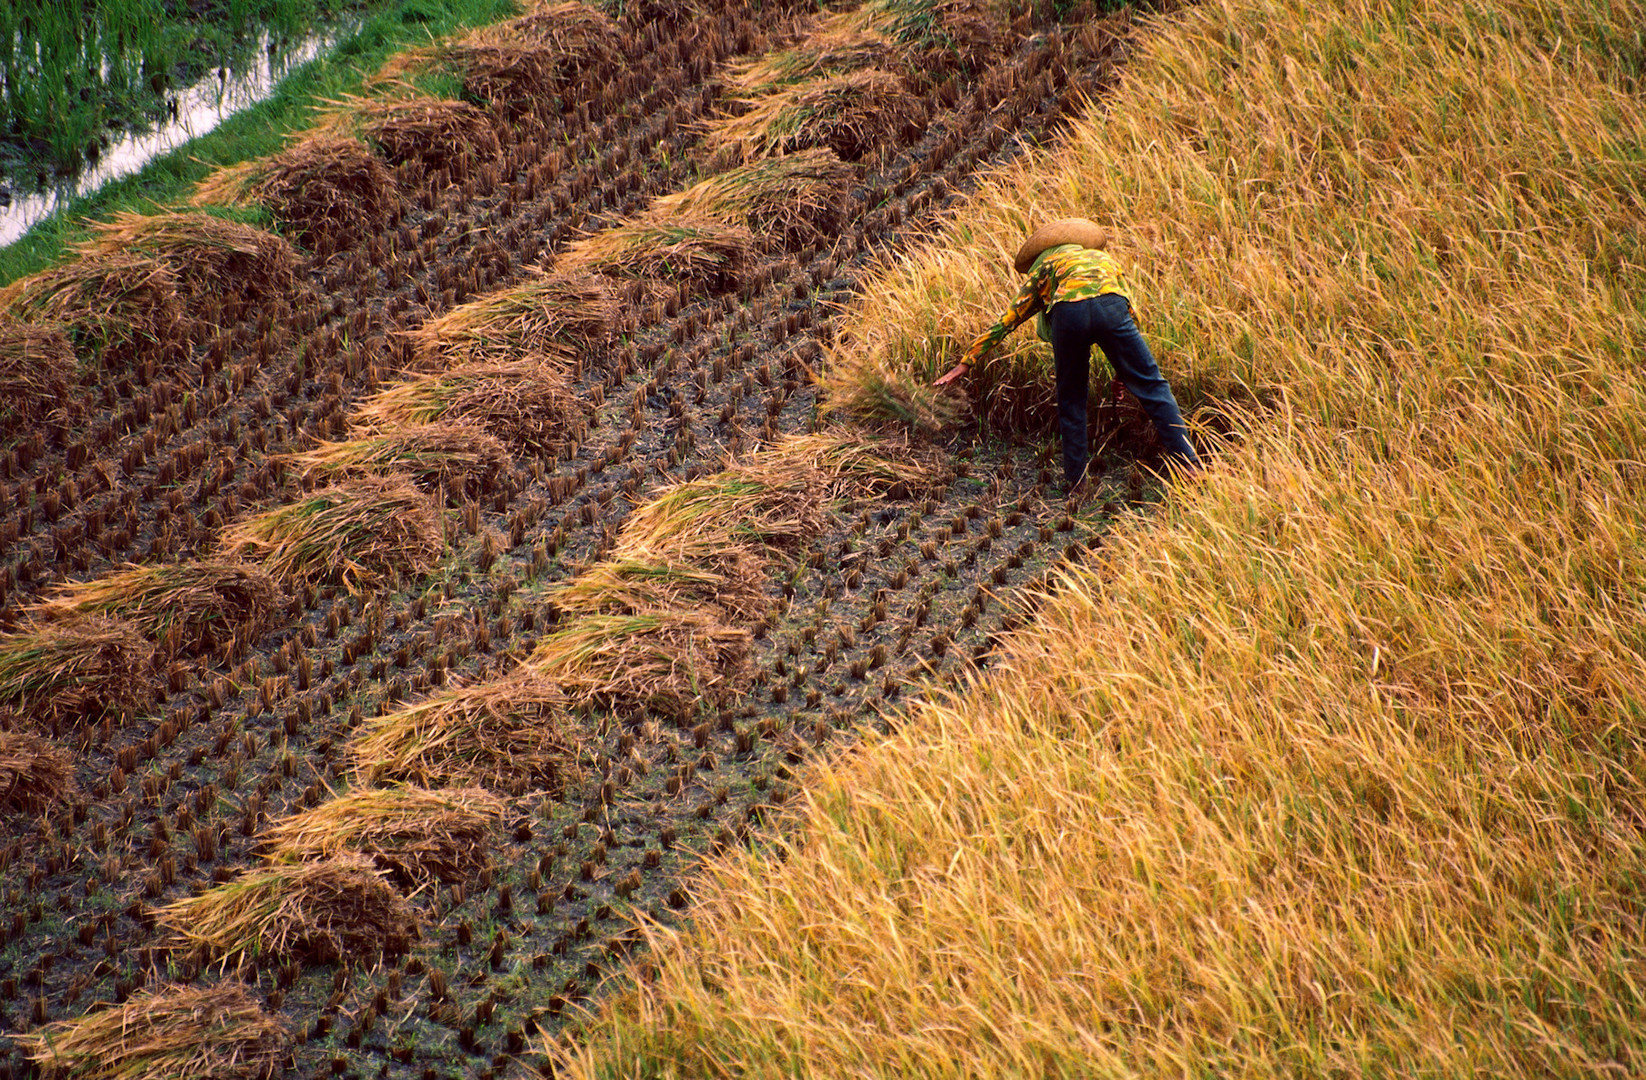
top-left (261, 785), bottom-right (505, 885)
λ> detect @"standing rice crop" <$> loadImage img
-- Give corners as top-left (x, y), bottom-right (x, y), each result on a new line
top-left (156, 856), bottom-right (418, 968)
top-left (261, 786), bottom-right (505, 886)
top-left (286, 422), bottom-right (517, 501)
top-left (0, 730), bottom-right (76, 812)
top-left (352, 359), bottom-right (583, 455)
top-left (0, 616), bottom-right (155, 728)
top-left (405, 269), bottom-right (618, 366)
top-left (348, 671), bottom-right (575, 792)
top-left (72, 211), bottom-right (298, 305)
top-left (0, 315), bottom-right (76, 439)
top-left (35, 559), bottom-right (283, 661)
top-left (217, 476), bottom-right (443, 595)
top-left (18, 982), bottom-right (290, 1080)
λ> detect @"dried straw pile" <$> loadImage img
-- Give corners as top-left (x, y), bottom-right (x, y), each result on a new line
top-left (0, 315), bottom-right (76, 437)
top-left (157, 856), bottom-right (418, 966)
top-left (341, 93), bottom-right (502, 170)
top-left (18, 982), bottom-right (290, 1080)
top-left (548, 544), bottom-right (771, 625)
top-left (651, 149), bottom-right (856, 249)
top-left (558, 220), bottom-right (755, 292)
top-left (0, 616), bottom-right (156, 728)
top-left (0, 729), bottom-right (76, 811)
top-left (194, 134), bottom-right (402, 259)
top-left (353, 358), bottom-right (583, 456)
top-left (528, 610), bottom-right (752, 721)
top-left (381, 2), bottom-right (623, 114)
top-left (217, 475), bottom-right (444, 594)
top-left (723, 6), bottom-right (896, 94)
top-left (406, 269), bottom-right (618, 366)
top-left (0, 253), bottom-right (184, 372)
top-left (287, 422), bottom-right (517, 501)
top-left (262, 785), bottom-right (505, 885)
top-left (36, 559), bottom-right (283, 661)
top-left (348, 671), bottom-right (574, 792)
top-left (74, 211), bottom-right (298, 305)
top-left (707, 69), bottom-right (925, 162)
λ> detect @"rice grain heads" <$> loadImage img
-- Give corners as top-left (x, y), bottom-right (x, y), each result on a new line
top-left (217, 475), bottom-right (443, 595)
top-left (157, 856), bottom-right (418, 967)
top-left (19, 982), bottom-right (290, 1080)
top-left (262, 785), bottom-right (504, 885)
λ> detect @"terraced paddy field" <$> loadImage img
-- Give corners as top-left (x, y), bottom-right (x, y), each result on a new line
top-left (0, 1), bottom-right (1184, 1076)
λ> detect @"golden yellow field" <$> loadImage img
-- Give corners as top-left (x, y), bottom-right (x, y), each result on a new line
top-left (558, 0), bottom-right (1646, 1073)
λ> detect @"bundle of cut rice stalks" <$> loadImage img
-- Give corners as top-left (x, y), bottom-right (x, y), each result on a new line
top-left (35, 559), bottom-right (283, 661)
top-left (705, 69), bottom-right (925, 163)
top-left (318, 90), bottom-right (502, 170)
top-left (287, 422), bottom-right (517, 501)
top-left (0, 616), bottom-right (156, 729)
top-left (353, 358), bottom-right (583, 456)
top-left (73, 211), bottom-right (298, 305)
top-left (0, 253), bottom-right (185, 372)
top-left (405, 269), bottom-right (618, 367)
top-left (348, 671), bottom-right (574, 792)
top-left (557, 219), bottom-right (755, 293)
top-left (217, 475), bottom-right (443, 594)
top-left (377, 2), bottom-right (622, 114)
top-left (261, 785), bottom-right (504, 885)
top-left (18, 982), bottom-right (290, 1080)
top-left (724, 5), bottom-right (897, 95)
top-left (156, 856), bottom-right (418, 967)
top-left (0, 315), bottom-right (77, 437)
top-left (528, 610), bottom-right (751, 721)
top-left (651, 150), bottom-right (856, 250)
top-left (547, 543), bottom-right (771, 624)
top-left (0, 730), bottom-right (76, 812)
top-left (193, 134), bottom-right (401, 259)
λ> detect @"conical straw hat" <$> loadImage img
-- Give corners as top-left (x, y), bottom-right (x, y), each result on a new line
top-left (1013, 218), bottom-right (1110, 273)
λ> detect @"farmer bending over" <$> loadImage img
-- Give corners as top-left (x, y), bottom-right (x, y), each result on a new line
top-left (935, 218), bottom-right (1200, 490)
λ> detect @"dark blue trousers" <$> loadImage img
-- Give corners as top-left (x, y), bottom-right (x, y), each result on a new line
top-left (1046, 293), bottom-right (1199, 486)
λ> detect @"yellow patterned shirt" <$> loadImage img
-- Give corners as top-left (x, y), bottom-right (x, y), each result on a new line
top-left (959, 244), bottom-right (1133, 369)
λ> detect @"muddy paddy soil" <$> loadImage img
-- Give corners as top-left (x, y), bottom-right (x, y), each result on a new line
top-left (0, 2), bottom-right (1174, 1075)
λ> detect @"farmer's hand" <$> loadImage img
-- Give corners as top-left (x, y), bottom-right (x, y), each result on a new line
top-left (934, 363), bottom-right (969, 387)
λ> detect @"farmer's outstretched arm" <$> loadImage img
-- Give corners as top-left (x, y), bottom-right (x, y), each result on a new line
top-left (935, 275), bottom-right (1045, 386)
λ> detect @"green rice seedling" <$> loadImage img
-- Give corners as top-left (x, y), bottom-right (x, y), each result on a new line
top-left (286, 422), bottom-right (517, 500)
top-left (651, 150), bottom-right (856, 249)
top-left (192, 133), bottom-right (401, 257)
top-left (18, 982), bottom-right (290, 1080)
top-left (217, 475), bottom-right (443, 595)
top-left (348, 671), bottom-right (574, 791)
top-left (156, 856), bottom-right (418, 968)
top-left (0, 315), bottom-right (76, 438)
top-left (352, 359), bottom-right (581, 455)
top-left (0, 252), bottom-right (183, 371)
top-left (0, 730), bottom-right (76, 812)
top-left (0, 616), bottom-right (155, 728)
top-left (72, 211), bottom-right (299, 304)
top-left (557, 219), bottom-right (755, 292)
top-left (704, 69), bottom-right (923, 163)
top-left (261, 785), bottom-right (505, 885)
top-left (35, 559), bottom-right (283, 661)
top-left (406, 269), bottom-right (618, 366)
top-left (528, 611), bottom-right (751, 721)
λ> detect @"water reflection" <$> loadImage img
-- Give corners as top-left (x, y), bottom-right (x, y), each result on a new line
top-left (0, 23), bottom-right (356, 248)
